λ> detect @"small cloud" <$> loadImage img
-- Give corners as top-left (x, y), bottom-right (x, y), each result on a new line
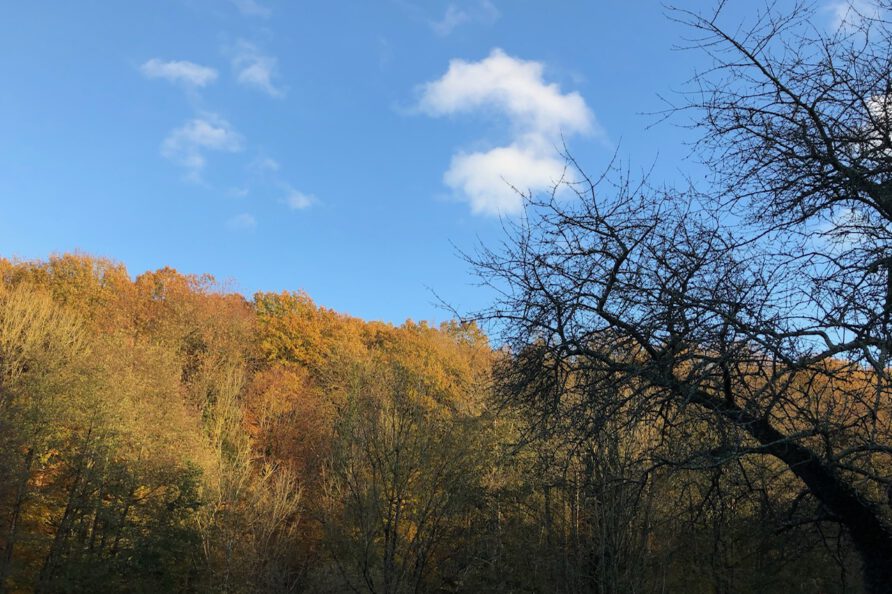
top-left (826, 0), bottom-right (880, 30)
top-left (431, 1), bottom-right (499, 36)
top-left (227, 212), bottom-right (257, 230)
top-left (161, 115), bottom-right (243, 180)
top-left (431, 5), bottom-right (469, 35)
top-left (231, 0), bottom-right (271, 17)
top-left (228, 186), bottom-right (250, 198)
top-left (378, 36), bottom-right (393, 69)
top-left (249, 156), bottom-right (280, 173)
top-left (445, 145), bottom-right (566, 216)
top-left (418, 48), bottom-right (600, 215)
top-left (140, 58), bottom-right (218, 88)
top-left (418, 48), bottom-right (595, 138)
top-left (232, 41), bottom-right (284, 98)
top-left (812, 205), bottom-right (876, 255)
top-left (284, 187), bottom-right (316, 210)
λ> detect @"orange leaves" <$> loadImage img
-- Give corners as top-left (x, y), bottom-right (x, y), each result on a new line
top-left (254, 291), bottom-right (366, 374)
top-left (0, 251), bottom-right (499, 591)
top-left (244, 363), bottom-right (335, 481)
top-left (253, 291), bottom-right (492, 410)
top-left (0, 253), bottom-right (131, 331)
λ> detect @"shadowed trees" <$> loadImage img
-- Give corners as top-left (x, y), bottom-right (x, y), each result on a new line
top-left (471, 2), bottom-right (892, 591)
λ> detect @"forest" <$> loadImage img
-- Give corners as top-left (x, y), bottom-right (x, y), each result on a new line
top-left (0, 251), bottom-right (871, 594)
top-left (3, 1), bottom-right (892, 593)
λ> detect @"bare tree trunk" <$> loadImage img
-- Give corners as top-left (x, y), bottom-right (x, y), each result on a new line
top-left (688, 388), bottom-right (892, 594)
top-left (0, 448), bottom-right (33, 594)
top-left (37, 432), bottom-right (92, 592)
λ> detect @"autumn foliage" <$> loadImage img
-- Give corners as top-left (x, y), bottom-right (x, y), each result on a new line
top-left (0, 253), bottom-right (880, 593)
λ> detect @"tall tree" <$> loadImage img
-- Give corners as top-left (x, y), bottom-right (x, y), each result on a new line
top-left (472, 2), bottom-right (892, 591)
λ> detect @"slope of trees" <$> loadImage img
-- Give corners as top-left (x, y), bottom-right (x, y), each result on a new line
top-left (0, 251), bottom-right (872, 593)
top-left (0, 255), bottom-right (502, 593)
top-left (3, 2), bottom-right (892, 592)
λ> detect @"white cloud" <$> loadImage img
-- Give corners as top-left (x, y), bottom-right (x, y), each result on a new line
top-left (231, 0), bottom-right (271, 17)
top-left (446, 145), bottom-right (566, 215)
top-left (431, 1), bottom-right (499, 36)
top-left (250, 156), bottom-right (280, 173)
top-left (812, 205), bottom-right (879, 255)
top-left (227, 213), bottom-right (257, 230)
top-left (431, 5), bottom-right (469, 36)
top-left (232, 41), bottom-right (284, 98)
top-left (419, 48), bottom-right (593, 137)
top-left (865, 94), bottom-right (892, 147)
top-left (418, 48), bottom-right (600, 215)
top-left (140, 59), bottom-right (218, 88)
top-left (378, 36), bottom-right (394, 69)
top-left (161, 115), bottom-right (243, 180)
top-left (827, 0), bottom-right (880, 29)
top-left (284, 188), bottom-right (316, 210)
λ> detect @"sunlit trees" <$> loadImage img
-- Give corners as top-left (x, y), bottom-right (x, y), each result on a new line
top-left (251, 290), bottom-right (497, 592)
top-left (0, 256), bottom-right (502, 593)
top-left (0, 278), bottom-right (209, 592)
top-left (0, 284), bottom-right (87, 591)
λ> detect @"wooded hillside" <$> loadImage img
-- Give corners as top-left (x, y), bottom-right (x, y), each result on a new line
top-left (0, 253), bottom-right (871, 592)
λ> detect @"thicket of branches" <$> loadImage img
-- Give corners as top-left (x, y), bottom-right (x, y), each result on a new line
top-left (473, 1), bottom-right (892, 592)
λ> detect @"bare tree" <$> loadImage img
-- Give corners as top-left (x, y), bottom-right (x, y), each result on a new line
top-left (473, 2), bottom-right (892, 591)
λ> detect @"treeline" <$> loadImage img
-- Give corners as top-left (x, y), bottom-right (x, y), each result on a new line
top-left (0, 253), bottom-right (864, 593)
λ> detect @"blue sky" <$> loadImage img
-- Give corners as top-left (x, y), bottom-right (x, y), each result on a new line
top-left (0, 0), bottom-right (848, 323)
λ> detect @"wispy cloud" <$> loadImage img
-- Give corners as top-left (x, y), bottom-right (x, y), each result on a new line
top-left (430, 0), bottom-right (500, 36)
top-left (418, 48), bottom-right (600, 215)
top-left (284, 187), bottom-right (316, 210)
top-left (378, 36), bottom-right (394, 69)
top-left (227, 212), bottom-right (258, 230)
top-left (249, 156), bottom-right (280, 174)
top-left (285, 188), bottom-right (318, 210)
top-left (826, 0), bottom-right (880, 30)
top-left (237, 158), bottom-right (316, 212)
top-left (140, 58), bottom-right (218, 88)
top-left (161, 115), bottom-right (243, 180)
top-left (231, 0), bottom-right (271, 18)
top-left (232, 41), bottom-right (284, 98)
top-left (431, 5), bottom-right (470, 36)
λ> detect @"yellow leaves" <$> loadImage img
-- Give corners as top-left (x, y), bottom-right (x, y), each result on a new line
top-left (0, 285), bottom-right (88, 424)
top-left (254, 291), bottom-right (367, 376)
top-left (0, 254), bottom-right (132, 331)
top-left (246, 364), bottom-right (311, 421)
top-left (253, 291), bottom-right (493, 421)
top-left (0, 251), bottom-right (501, 592)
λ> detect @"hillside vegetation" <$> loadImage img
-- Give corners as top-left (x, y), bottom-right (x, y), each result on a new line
top-left (0, 253), bottom-right (870, 593)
